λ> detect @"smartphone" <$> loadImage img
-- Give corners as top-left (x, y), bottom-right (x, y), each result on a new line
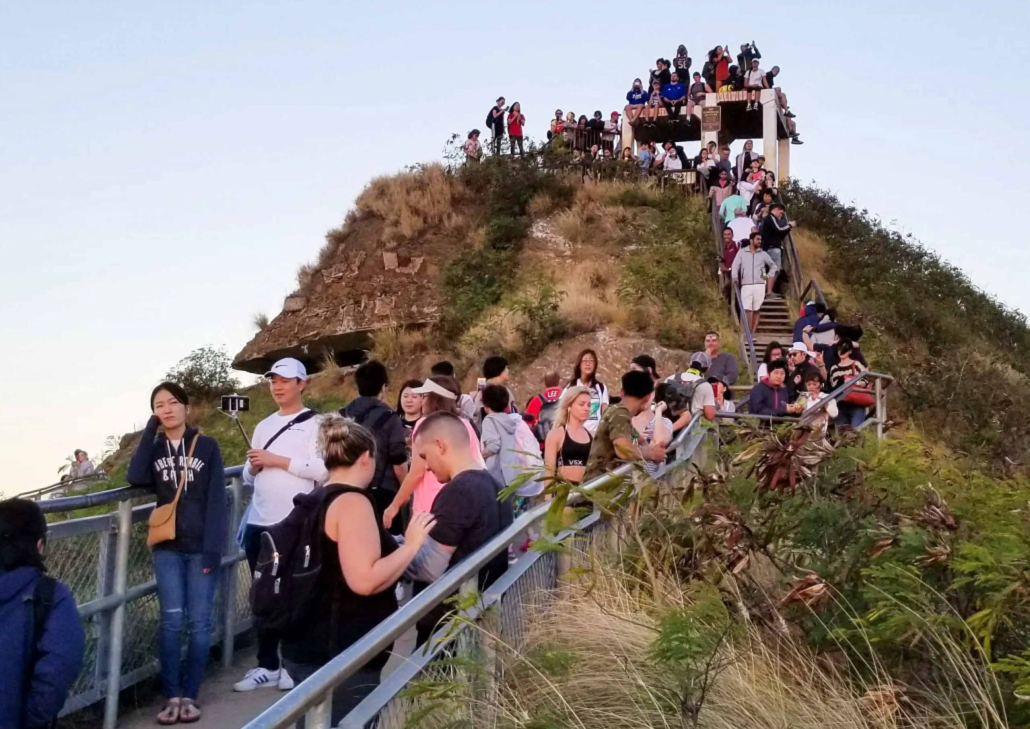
top-left (220, 394), bottom-right (251, 414)
top-left (477, 378), bottom-right (487, 392)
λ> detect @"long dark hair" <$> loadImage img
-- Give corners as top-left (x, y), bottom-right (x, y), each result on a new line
top-left (510, 102), bottom-right (521, 114)
top-left (568, 348), bottom-right (601, 388)
top-left (396, 379), bottom-right (424, 416)
top-left (763, 341), bottom-right (784, 365)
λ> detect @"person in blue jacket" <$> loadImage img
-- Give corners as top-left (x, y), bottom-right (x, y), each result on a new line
top-left (624, 78), bottom-right (648, 124)
top-left (793, 301), bottom-right (824, 343)
top-left (748, 360), bottom-right (803, 418)
top-left (0, 497), bottom-right (85, 729)
top-left (127, 381), bottom-right (226, 724)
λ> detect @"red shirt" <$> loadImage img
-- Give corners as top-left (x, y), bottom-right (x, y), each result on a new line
top-left (524, 387), bottom-right (562, 426)
top-left (508, 112), bottom-right (524, 136)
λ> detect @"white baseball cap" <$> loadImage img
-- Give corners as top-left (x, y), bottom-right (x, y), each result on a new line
top-left (790, 342), bottom-right (814, 358)
top-left (410, 378), bottom-right (457, 399)
top-left (264, 358), bottom-right (308, 381)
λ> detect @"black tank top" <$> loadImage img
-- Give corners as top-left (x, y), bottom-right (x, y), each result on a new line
top-left (558, 427), bottom-right (592, 477)
top-left (281, 485), bottom-right (399, 667)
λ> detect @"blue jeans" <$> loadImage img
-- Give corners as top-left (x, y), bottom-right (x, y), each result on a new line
top-left (836, 403), bottom-right (867, 429)
top-left (153, 549), bottom-right (218, 699)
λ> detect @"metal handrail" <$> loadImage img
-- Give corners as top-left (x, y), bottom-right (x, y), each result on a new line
top-left (797, 277), bottom-right (827, 310)
top-left (726, 370), bottom-right (893, 436)
top-left (242, 413), bottom-right (707, 729)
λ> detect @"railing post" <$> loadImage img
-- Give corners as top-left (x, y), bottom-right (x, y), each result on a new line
top-left (304, 694), bottom-right (333, 729)
top-left (94, 521), bottom-right (118, 696)
top-left (474, 604), bottom-right (501, 726)
top-left (875, 377), bottom-right (885, 440)
top-left (222, 476), bottom-right (242, 669)
top-left (103, 499), bottom-right (132, 729)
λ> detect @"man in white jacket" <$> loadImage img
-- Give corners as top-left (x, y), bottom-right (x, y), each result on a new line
top-left (234, 358), bottom-right (327, 693)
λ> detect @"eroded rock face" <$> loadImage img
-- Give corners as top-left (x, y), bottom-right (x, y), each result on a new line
top-left (233, 213), bottom-right (460, 375)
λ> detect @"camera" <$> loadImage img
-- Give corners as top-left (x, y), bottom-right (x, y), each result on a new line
top-left (220, 394), bottom-right (251, 414)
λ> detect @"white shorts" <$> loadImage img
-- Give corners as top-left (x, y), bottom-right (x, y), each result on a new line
top-left (741, 283), bottom-right (765, 311)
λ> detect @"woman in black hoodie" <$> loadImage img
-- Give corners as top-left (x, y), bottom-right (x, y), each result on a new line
top-left (127, 382), bottom-right (226, 724)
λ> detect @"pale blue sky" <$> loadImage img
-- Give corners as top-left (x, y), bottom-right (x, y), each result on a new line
top-left (2, 1), bottom-right (1028, 492)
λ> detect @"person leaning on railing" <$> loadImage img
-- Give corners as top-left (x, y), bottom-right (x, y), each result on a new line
top-left (126, 381), bottom-right (227, 724)
top-left (0, 498), bottom-right (85, 729)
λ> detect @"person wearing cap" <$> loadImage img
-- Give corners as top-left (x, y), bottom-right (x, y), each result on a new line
top-left (760, 202), bottom-right (797, 272)
top-left (704, 331), bottom-right (739, 386)
top-left (235, 358), bottom-right (327, 693)
top-left (127, 381), bottom-right (227, 722)
top-left (744, 58), bottom-right (768, 111)
top-left (709, 373), bottom-right (736, 413)
top-left (383, 376), bottom-right (487, 530)
top-left (624, 79), bottom-right (648, 123)
top-left (71, 448), bottom-right (96, 479)
top-left (786, 342), bottom-right (823, 402)
top-left (0, 498), bottom-right (85, 729)
top-left (665, 352), bottom-right (718, 427)
top-left (732, 232), bottom-right (779, 333)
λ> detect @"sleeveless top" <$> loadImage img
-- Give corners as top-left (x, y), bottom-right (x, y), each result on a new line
top-left (557, 427), bottom-right (593, 480)
top-left (281, 485), bottom-right (399, 668)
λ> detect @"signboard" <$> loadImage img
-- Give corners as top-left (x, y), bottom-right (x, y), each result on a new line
top-left (701, 106), bottom-right (722, 133)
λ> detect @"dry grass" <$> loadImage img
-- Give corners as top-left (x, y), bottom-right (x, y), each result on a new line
top-left (252, 312), bottom-right (270, 331)
top-left (553, 181), bottom-right (635, 247)
top-left (354, 164), bottom-right (465, 245)
top-left (556, 259), bottom-right (625, 334)
top-left (417, 545), bottom-right (1006, 729)
top-left (371, 324), bottom-right (431, 367)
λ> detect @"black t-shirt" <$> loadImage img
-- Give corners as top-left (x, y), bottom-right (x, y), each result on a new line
top-left (489, 105), bottom-right (505, 133)
top-left (431, 468), bottom-right (513, 587)
top-left (765, 71), bottom-right (778, 88)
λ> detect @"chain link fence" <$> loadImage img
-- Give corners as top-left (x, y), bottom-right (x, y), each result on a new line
top-left (42, 472), bottom-right (253, 728)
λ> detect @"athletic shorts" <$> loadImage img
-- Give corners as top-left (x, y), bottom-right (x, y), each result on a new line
top-left (741, 283), bottom-right (765, 311)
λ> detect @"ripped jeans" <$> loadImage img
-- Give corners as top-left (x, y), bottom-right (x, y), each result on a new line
top-left (153, 549), bottom-right (218, 699)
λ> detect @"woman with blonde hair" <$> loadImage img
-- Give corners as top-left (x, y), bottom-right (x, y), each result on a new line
top-left (543, 385), bottom-right (594, 486)
top-left (281, 415), bottom-right (436, 725)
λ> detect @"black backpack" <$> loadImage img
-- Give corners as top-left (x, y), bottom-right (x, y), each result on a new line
top-left (532, 392), bottom-right (561, 443)
top-left (249, 484), bottom-right (353, 632)
top-left (342, 405), bottom-right (398, 496)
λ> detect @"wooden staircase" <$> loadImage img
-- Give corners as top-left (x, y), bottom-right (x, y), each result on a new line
top-left (750, 293), bottom-right (795, 365)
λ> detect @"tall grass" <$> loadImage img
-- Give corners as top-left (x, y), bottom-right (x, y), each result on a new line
top-left (414, 548), bottom-right (1007, 729)
top-left (355, 164), bottom-right (465, 245)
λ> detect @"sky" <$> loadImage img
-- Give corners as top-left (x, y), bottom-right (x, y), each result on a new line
top-left (2, 0), bottom-right (1028, 494)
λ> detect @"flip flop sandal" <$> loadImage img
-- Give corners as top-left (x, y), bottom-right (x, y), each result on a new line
top-left (157, 699), bottom-right (181, 725)
top-left (179, 699), bottom-right (201, 724)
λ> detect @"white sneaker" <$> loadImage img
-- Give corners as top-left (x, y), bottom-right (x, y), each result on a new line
top-left (233, 667), bottom-right (280, 692)
top-left (278, 668), bottom-right (295, 691)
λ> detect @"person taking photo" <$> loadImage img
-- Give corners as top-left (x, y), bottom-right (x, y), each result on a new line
top-left (235, 358), bottom-right (327, 694)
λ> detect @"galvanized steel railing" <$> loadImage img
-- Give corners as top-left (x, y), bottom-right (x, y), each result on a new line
top-left (241, 413), bottom-right (710, 729)
top-left (39, 466), bottom-right (253, 729)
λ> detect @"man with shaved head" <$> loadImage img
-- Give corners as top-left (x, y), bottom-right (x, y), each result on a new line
top-left (406, 411), bottom-right (514, 643)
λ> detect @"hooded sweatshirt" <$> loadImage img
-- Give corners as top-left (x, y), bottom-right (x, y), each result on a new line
top-left (481, 412), bottom-right (522, 487)
top-left (0, 566), bottom-right (85, 729)
top-left (126, 416), bottom-right (227, 570)
top-left (793, 303), bottom-right (822, 343)
top-left (342, 396), bottom-right (408, 495)
top-left (748, 377), bottom-right (791, 416)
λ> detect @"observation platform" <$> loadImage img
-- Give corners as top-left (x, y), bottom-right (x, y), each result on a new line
top-left (622, 88), bottom-right (794, 180)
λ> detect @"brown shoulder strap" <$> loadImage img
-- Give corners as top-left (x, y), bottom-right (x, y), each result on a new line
top-left (168, 433), bottom-right (201, 508)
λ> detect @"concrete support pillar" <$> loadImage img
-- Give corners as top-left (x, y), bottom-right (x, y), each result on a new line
top-left (777, 136), bottom-right (790, 182)
top-left (701, 92), bottom-right (719, 150)
top-left (761, 91), bottom-right (778, 177)
top-left (621, 120), bottom-right (634, 156)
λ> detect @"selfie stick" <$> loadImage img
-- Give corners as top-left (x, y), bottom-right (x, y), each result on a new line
top-left (218, 408), bottom-right (252, 447)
